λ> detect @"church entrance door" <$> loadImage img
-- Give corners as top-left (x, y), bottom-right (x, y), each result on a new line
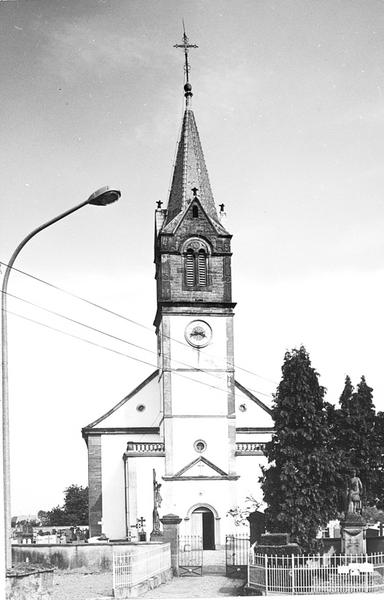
top-left (191, 507), bottom-right (215, 550)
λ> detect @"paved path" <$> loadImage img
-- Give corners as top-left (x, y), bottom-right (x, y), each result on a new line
top-left (140, 574), bottom-right (244, 598)
top-left (141, 550), bottom-right (245, 598)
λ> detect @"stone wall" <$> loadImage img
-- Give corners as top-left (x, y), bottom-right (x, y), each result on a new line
top-left (12, 542), bottom-right (164, 572)
top-left (6, 566), bottom-right (54, 600)
top-left (87, 435), bottom-right (102, 537)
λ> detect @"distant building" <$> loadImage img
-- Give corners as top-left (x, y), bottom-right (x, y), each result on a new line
top-left (82, 37), bottom-right (274, 548)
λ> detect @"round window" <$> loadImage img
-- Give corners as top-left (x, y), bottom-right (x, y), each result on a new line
top-left (194, 440), bottom-right (207, 453)
top-left (136, 404), bottom-right (146, 412)
top-left (239, 404), bottom-right (247, 412)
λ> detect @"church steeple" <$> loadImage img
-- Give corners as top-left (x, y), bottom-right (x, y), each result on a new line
top-left (162, 27), bottom-right (226, 233)
top-left (154, 30), bottom-right (233, 328)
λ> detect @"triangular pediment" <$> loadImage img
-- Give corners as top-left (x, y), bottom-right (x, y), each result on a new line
top-left (162, 456), bottom-right (239, 481)
top-left (162, 197), bottom-right (228, 236)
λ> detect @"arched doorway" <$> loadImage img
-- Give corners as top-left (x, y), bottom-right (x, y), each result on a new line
top-left (191, 506), bottom-right (215, 550)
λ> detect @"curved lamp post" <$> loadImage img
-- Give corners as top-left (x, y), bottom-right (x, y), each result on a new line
top-left (1, 186), bottom-right (121, 570)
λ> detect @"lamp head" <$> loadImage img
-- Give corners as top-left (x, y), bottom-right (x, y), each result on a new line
top-left (87, 186), bottom-right (121, 206)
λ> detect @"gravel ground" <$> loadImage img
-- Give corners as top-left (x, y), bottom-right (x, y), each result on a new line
top-left (141, 574), bottom-right (244, 598)
top-left (51, 569), bottom-right (244, 599)
top-left (52, 569), bottom-right (113, 600)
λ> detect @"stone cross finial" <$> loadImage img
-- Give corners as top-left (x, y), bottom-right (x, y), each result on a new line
top-left (156, 200), bottom-right (163, 209)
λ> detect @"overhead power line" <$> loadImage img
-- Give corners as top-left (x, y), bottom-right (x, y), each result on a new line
top-left (8, 309), bottom-right (271, 402)
top-left (4, 290), bottom-right (273, 400)
top-left (0, 259), bottom-right (277, 390)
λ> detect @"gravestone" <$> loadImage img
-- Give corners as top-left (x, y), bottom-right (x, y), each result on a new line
top-left (247, 510), bottom-right (265, 544)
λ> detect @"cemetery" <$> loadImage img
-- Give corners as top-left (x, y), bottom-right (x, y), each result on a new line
top-left (2, 4), bottom-right (383, 600)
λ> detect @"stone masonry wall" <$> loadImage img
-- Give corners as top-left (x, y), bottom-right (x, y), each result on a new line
top-left (88, 435), bottom-right (102, 537)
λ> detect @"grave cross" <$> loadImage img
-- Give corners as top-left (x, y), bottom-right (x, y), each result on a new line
top-left (136, 516), bottom-right (146, 531)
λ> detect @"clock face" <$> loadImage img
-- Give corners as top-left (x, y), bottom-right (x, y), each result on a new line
top-left (185, 320), bottom-right (212, 348)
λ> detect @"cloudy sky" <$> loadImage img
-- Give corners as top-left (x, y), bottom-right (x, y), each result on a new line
top-left (1, 0), bottom-right (384, 515)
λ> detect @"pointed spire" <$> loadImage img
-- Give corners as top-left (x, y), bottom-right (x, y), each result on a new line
top-left (164, 107), bottom-right (223, 229)
top-left (164, 28), bottom-right (225, 232)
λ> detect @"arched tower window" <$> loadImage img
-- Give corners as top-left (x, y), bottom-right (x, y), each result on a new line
top-left (192, 205), bottom-right (199, 218)
top-left (185, 250), bottom-right (195, 287)
top-left (183, 239), bottom-right (210, 289)
top-left (198, 250), bottom-right (207, 286)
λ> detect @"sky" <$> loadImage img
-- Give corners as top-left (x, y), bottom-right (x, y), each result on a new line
top-left (1, 0), bottom-right (384, 515)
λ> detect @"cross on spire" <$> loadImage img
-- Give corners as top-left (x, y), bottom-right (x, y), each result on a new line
top-left (174, 22), bottom-right (198, 105)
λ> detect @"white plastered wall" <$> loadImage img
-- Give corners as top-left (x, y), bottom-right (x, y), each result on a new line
top-left (101, 434), bottom-right (162, 539)
top-left (99, 375), bottom-right (161, 428)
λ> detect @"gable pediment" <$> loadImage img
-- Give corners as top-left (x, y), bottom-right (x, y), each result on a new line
top-left (162, 197), bottom-right (227, 237)
top-left (162, 456), bottom-right (239, 481)
top-left (82, 370), bottom-right (160, 436)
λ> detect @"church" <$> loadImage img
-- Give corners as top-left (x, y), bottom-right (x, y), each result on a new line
top-left (82, 32), bottom-right (274, 549)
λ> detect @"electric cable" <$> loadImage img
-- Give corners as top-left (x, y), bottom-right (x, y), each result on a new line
top-left (4, 290), bottom-right (272, 400)
top-left (7, 309), bottom-right (266, 400)
top-left (0, 260), bottom-right (276, 393)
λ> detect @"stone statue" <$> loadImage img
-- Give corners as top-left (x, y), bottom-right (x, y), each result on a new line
top-left (151, 469), bottom-right (162, 536)
top-left (154, 481), bottom-right (162, 508)
top-left (347, 470), bottom-right (363, 514)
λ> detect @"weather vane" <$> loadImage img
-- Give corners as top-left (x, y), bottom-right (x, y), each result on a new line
top-left (174, 21), bottom-right (198, 104)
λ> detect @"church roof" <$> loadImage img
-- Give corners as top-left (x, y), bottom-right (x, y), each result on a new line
top-left (162, 108), bottom-right (228, 236)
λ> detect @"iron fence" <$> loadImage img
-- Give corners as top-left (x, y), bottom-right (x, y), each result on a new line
top-left (248, 549), bottom-right (384, 594)
top-left (226, 533), bottom-right (250, 577)
top-left (113, 543), bottom-right (171, 597)
top-left (178, 535), bottom-right (203, 576)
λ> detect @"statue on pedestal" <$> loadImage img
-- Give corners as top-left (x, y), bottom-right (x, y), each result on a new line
top-left (346, 470), bottom-right (363, 515)
top-left (341, 469), bottom-right (366, 556)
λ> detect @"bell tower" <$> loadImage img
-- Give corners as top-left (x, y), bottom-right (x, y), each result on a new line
top-left (154, 29), bottom-right (237, 508)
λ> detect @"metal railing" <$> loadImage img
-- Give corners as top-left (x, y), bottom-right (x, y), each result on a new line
top-left (125, 442), bottom-right (165, 453)
top-left (113, 543), bottom-right (170, 596)
top-left (226, 533), bottom-right (250, 577)
top-left (178, 535), bottom-right (203, 576)
top-left (248, 549), bottom-right (384, 594)
top-left (235, 442), bottom-right (266, 454)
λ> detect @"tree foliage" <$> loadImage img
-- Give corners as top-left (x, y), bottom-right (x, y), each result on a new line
top-left (261, 347), bottom-right (343, 550)
top-left (333, 375), bottom-right (382, 507)
top-left (43, 484), bottom-right (88, 526)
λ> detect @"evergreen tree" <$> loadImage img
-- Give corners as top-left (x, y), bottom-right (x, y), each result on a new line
top-left (331, 375), bottom-right (355, 507)
top-left (373, 412), bottom-right (384, 509)
top-left (339, 375), bottom-right (354, 411)
top-left (334, 375), bottom-right (379, 506)
top-left (261, 347), bottom-right (342, 550)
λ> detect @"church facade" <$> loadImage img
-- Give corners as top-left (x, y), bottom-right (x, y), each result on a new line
top-left (82, 42), bottom-right (274, 548)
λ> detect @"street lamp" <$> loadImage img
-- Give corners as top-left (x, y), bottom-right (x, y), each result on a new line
top-left (1, 186), bottom-right (121, 571)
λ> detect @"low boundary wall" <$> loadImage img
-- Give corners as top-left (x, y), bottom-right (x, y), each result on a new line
top-left (12, 542), bottom-right (165, 572)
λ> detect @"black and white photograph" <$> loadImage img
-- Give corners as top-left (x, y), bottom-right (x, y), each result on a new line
top-left (1, 1), bottom-right (384, 598)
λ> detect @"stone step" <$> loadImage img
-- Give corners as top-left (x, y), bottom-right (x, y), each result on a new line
top-left (203, 564), bottom-right (226, 574)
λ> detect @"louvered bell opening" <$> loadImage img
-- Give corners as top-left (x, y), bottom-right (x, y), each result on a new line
top-left (186, 251), bottom-right (195, 287)
top-left (198, 250), bottom-right (207, 286)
